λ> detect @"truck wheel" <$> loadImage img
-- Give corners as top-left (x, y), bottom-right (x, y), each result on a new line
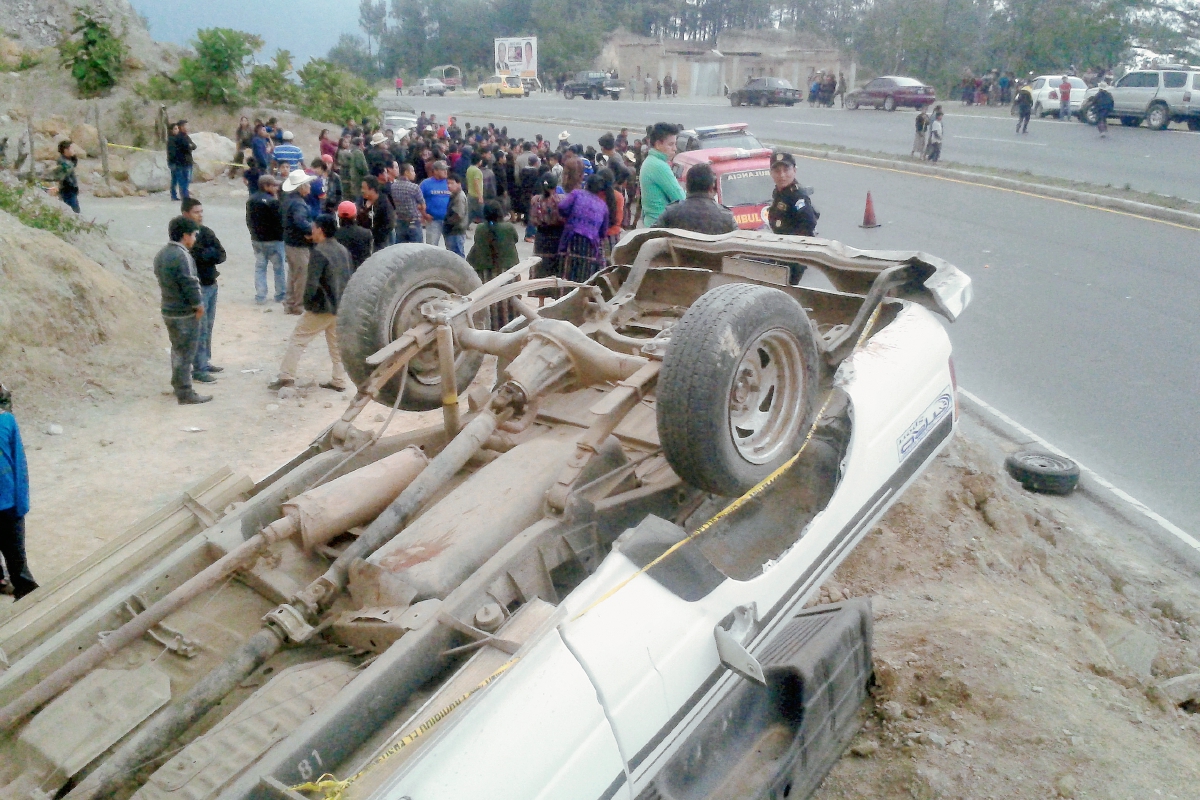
top-left (883, 95), bottom-right (896, 111)
top-left (1147, 103), bottom-right (1170, 130)
top-left (564, 88), bottom-right (574, 99)
top-left (1004, 451), bottom-right (1080, 495)
top-left (1189, 119), bottom-right (1200, 131)
top-left (478, 88), bottom-right (485, 98)
top-left (846, 97), bottom-right (858, 110)
top-left (657, 283), bottom-right (820, 496)
top-left (731, 96), bottom-right (740, 107)
top-left (758, 95), bottom-right (769, 107)
top-left (1081, 102), bottom-right (1098, 125)
top-left (338, 245), bottom-right (484, 411)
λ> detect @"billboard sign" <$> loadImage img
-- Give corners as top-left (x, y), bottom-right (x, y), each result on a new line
top-left (494, 36), bottom-right (537, 79)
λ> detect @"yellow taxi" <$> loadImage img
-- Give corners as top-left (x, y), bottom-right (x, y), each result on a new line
top-left (478, 75), bottom-right (525, 98)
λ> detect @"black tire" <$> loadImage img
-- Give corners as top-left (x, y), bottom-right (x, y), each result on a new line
top-left (846, 97), bottom-right (858, 110)
top-left (1121, 116), bottom-right (1140, 127)
top-left (883, 95), bottom-right (896, 112)
top-left (1004, 451), bottom-right (1080, 495)
top-left (731, 95), bottom-right (740, 107)
top-left (564, 88), bottom-right (574, 99)
top-left (758, 95), bottom-right (769, 107)
top-left (657, 284), bottom-right (820, 496)
top-left (1188, 119), bottom-right (1200, 131)
top-left (337, 244), bottom-right (484, 411)
top-left (1081, 102), bottom-right (1099, 125)
top-left (1147, 103), bottom-right (1170, 130)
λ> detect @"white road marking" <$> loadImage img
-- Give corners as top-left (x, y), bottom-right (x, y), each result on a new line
top-left (959, 388), bottom-right (1199, 554)
top-left (955, 135), bottom-right (1049, 146)
top-left (779, 121), bottom-right (835, 127)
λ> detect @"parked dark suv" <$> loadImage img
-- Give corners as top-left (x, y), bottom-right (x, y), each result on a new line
top-left (563, 71), bottom-right (623, 100)
top-left (730, 77), bottom-right (801, 107)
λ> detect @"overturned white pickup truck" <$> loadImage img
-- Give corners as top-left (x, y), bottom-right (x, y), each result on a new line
top-left (0, 229), bottom-right (970, 800)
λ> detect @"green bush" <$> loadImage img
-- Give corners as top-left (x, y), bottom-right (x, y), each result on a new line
top-left (297, 59), bottom-right (378, 124)
top-left (0, 180), bottom-right (105, 238)
top-left (57, 12), bottom-right (128, 97)
top-left (177, 28), bottom-right (263, 106)
top-left (249, 49), bottom-right (301, 105)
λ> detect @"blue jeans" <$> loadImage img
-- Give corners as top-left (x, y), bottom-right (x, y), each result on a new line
top-left (444, 233), bottom-right (465, 257)
top-left (1060, 102), bottom-right (1071, 121)
top-left (193, 284), bottom-right (218, 372)
top-left (425, 219), bottom-right (444, 246)
top-left (61, 190), bottom-right (80, 213)
top-left (396, 222), bottom-right (424, 243)
top-left (253, 240), bottom-right (286, 303)
top-left (170, 165), bottom-right (191, 200)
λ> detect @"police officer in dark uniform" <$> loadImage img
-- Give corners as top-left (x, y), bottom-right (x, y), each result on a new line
top-left (767, 152), bottom-right (818, 236)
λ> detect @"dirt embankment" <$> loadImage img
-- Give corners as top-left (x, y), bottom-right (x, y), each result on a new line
top-left (0, 186), bottom-right (159, 418)
top-left (813, 429), bottom-right (1200, 799)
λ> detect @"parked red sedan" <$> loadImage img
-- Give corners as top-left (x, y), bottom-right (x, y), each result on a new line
top-left (845, 76), bottom-right (936, 111)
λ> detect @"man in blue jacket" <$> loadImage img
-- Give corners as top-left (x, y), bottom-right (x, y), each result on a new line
top-left (0, 382), bottom-right (37, 600)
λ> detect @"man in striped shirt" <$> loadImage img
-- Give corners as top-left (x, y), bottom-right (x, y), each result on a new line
top-left (271, 131), bottom-right (304, 171)
top-left (390, 162), bottom-right (425, 243)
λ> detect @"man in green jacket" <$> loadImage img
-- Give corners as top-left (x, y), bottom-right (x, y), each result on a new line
top-left (347, 137), bottom-right (369, 202)
top-left (638, 122), bottom-right (685, 227)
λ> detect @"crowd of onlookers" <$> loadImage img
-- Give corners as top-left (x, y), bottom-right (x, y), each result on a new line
top-left (151, 111), bottom-right (732, 407)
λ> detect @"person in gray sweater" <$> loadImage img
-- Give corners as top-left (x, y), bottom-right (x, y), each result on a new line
top-left (154, 216), bottom-right (211, 404)
top-left (654, 163), bottom-right (737, 235)
top-left (269, 214), bottom-right (354, 392)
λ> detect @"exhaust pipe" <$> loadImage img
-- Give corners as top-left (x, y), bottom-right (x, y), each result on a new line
top-left (0, 448), bottom-right (427, 736)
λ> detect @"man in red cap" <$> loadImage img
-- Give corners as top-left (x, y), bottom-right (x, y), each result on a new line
top-left (335, 200), bottom-right (373, 270)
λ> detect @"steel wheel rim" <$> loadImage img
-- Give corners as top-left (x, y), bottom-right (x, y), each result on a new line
top-left (728, 329), bottom-right (806, 464)
top-left (388, 284), bottom-right (458, 386)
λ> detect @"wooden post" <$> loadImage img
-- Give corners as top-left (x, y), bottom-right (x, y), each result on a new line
top-left (25, 114), bottom-right (35, 180)
top-left (94, 105), bottom-right (111, 189)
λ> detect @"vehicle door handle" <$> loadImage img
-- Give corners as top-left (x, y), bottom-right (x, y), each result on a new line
top-left (714, 603), bottom-right (765, 686)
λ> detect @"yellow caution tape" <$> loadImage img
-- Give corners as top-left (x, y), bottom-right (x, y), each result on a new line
top-left (290, 658), bottom-right (519, 800)
top-left (572, 303), bottom-right (885, 622)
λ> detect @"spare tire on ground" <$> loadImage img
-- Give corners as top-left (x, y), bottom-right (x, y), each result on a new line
top-left (657, 283), bottom-right (821, 497)
top-left (337, 244), bottom-right (483, 411)
top-left (1004, 450), bottom-right (1080, 495)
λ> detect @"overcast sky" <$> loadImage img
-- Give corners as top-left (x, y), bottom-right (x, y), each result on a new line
top-left (130, 0), bottom-right (362, 64)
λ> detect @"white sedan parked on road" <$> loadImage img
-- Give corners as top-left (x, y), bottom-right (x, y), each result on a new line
top-left (1027, 74), bottom-right (1089, 118)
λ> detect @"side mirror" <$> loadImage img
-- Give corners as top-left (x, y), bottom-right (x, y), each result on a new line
top-left (714, 603), bottom-right (765, 686)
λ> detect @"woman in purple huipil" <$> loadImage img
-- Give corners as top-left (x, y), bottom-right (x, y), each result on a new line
top-left (556, 173), bottom-right (610, 283)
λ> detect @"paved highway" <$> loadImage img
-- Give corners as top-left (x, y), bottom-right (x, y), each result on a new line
top-left (408, 92), bottom-right (1200, 202)
top-left (392, 96), bottom-right (1200, 533)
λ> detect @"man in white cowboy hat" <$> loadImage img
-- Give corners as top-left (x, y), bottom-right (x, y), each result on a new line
top-left (280, 168), bottom-right (315, 314)
top-left (366, 131), bottom-right (392, 175)
top-left (272, 131), bottom-right (303, 171)
top-left (557, 131), bottom-right (570, 151)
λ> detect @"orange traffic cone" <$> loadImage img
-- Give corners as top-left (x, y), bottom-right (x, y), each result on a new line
top-left (859, 192), bottom-right (881, 228)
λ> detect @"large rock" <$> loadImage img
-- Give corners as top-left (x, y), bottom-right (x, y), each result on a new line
top-left (1158, 673), bottom-right (1200, 706)
top-left (129, 152), bottom-right (169, 192)
top-left (69, 124), bottom-right (100, 157)
top-left (189, 131), bottom-right (236, 182)
top-left (1095, 616), bottom-right (1159, 679)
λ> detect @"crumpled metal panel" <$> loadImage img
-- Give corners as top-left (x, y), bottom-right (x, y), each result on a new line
top-left (134, 659), bottom-right (357, 800)
top-left (19, 663), bottom-right (171, 779)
